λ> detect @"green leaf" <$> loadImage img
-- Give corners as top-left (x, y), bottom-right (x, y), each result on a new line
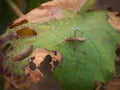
top-left (80, 0), bottom-right (95, 14)
top-left (1, 10), bottom-right (120, 90)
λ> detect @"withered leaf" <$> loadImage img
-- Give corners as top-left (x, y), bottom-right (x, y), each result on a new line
top-left (11, 0), bottom-right (90, 25)
top-left (4, 46), bottom-right (62, 90)
top-left (11, 6), bottom-right (63, 26)
top-left (108, 11), bottom-right (120, 31)
top-left (41, 0), bottom-right (89, 13)
top-left (31, 48), bottom-right (62, 69)
top-left (28, 69), bottom-right (43, 83)
top-left (104, 77), bottom-right (120, 90)
top-left (95, 77), bottom-right (120, 90)
top-left (13, 48), bottom-right (62, 89)
top-left (31, 48), bottom-right (50, 67)
top-left (4, 75), bottom-right (33, 90)
top-left (16, 27), bottom-right (37, 36)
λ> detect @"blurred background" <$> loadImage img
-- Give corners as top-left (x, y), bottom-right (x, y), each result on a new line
top-left (0, 0), bottom-right (120, 90)
top-left (0, 0), bottom-right (120, 35)
top-left (0, 0), bottom-right (50, 35)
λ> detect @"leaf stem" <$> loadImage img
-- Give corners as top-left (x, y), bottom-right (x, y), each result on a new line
top-left (6, 0), bottom-right (24, 17)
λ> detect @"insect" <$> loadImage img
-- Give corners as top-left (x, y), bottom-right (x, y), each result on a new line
top-left (52, 30), bottom-right (85, 50)
top-left (66, 30), bottom-right (86, 50)
top-left (12, 45), bottom-right (33, 62)
top-left (66, 30), bottom-right (85, 42)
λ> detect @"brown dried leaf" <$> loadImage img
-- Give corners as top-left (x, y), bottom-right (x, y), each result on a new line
top-left (29, 69), bottom-right (43, 83)
top-left (95, 77), bottom-right (120, 90)
top-left (11, 6), bottom-right (63, 27)
top-left (10, 0), bottom-right (89, 27)
top-left (104, 77), bottom-right (120, 90)
top-left (108, 11), bottom-right (120, 31)
top-left (31, 48), bottom-right (62, 69)
top-left (31, 48), bottom-right (50, 67)
top-left (41, 0), bottom-right (88, 13)
top-left (4, 48), bottom-right (62, 90)
top-left (4, 75), bottom-right (33, 90)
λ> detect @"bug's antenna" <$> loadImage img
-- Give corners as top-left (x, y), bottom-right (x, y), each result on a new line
top-left (52, 32), bottom-right (66, 40)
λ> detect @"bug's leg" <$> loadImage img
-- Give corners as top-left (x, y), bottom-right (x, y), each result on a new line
top-left (73, 30), bottom-right (79, 50)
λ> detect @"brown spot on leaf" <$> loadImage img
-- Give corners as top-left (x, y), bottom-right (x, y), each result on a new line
top-left (16, 27), bottom-right (37, 37)
top-left (9, 19), bottom-right (28, 29)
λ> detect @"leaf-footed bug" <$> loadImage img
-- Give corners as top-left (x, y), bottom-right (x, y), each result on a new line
top-left (66, 30), bottom-right (86, 50)
top-left (52, 29), bottom-right (86, 51)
